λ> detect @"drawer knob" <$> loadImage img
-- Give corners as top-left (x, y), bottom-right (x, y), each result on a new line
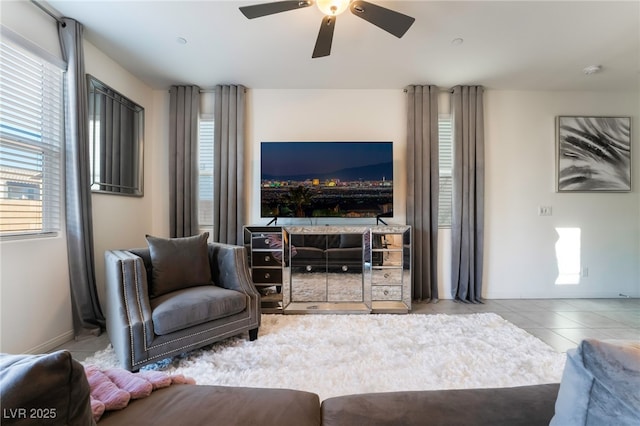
top-left (384, 273), bottom-right (390, 279)
top-left (342, 265), bottom-right (348, 272)
top-left (265, 255), bottom-right (271, 262)
top-left (383, 290), bottom-right (389, 295)
top-left (264, 238), bottom-right (270, 245)
top-left (306, 265), bottom-right (313, 272)
top-left (264, 272), bottom-right (271, 279)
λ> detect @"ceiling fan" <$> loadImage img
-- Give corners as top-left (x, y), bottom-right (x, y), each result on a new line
top-left (239, 0), bottom-right (415, 58)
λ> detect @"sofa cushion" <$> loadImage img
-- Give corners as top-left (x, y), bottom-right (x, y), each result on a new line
top-left (150, 286), bottom-right (247, 335)
top-left (550, 339), bottom-right (640, 426)
top-left (0, 350), bottom-right (95, 425)
top-left (146, 233), bottom-right (212, 297)
top-left (98, 384), bottom-right (321, 426)
top-left (321, 384), bottom-right (560, 426)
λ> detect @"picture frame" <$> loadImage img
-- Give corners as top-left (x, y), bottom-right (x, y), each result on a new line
top-left (556, 116), bottom-right (631, 192)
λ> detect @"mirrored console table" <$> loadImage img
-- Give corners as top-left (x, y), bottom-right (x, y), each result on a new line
top-left (244, 225), bottom-right (411, 314)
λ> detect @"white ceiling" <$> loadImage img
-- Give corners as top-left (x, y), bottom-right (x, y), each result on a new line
top-left (45, 0), bottom-right (640, 91)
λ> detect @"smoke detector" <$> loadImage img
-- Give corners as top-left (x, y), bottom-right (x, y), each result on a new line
top-left (583, 65), bottom-right (602, 75)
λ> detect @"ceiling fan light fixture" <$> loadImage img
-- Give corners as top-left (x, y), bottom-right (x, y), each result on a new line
top-left (317, 0), bottom-right (350, 16)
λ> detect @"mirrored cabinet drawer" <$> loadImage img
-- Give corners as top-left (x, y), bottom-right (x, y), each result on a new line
top-left (372, 285), bottom-right (402, 301)
top-left (251, 234), bottom-right (282, 249)
top-left (252, 268), bottom-right (282, 284)
top-left (252, 251), bottom-right (282, 267)
top-left (371, 268), bottom-right (403, 286)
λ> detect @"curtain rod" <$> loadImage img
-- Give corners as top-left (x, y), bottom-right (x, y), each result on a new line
top-left (199, 88), bottom-right (247, 93)
top-left (403, 87), bottom-right (454, 93)
top-left (30, 0), bottom-right (66, 26)
top-left (165, 88), bottom-right (248, 93)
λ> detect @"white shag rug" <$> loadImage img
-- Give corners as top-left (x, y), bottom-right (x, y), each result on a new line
top-left (83, 313), bottom-right (566, 401)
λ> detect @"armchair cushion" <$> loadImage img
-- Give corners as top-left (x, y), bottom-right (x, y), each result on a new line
top-left (150, 286), bottom-right (247, 335)
top-left (146, 233), bottom-right (212, 297)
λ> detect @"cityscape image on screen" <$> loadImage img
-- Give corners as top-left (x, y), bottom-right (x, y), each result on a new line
top-left (260, 141), bottom-right (393, 218)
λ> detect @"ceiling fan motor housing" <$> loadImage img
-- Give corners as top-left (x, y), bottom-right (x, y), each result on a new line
top-left (240, 0), bottom-right (415, 58)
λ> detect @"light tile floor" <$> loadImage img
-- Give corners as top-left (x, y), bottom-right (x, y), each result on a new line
top-left (53, 298), bottom-right (639, 360)
top-left (412, 298), bottom-right (640, 353)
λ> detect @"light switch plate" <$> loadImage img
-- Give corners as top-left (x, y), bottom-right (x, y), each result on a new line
top-left (538, 206), bottom-right (552, 216)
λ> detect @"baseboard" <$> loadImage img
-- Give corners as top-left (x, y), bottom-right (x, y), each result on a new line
top-left (27, 330), bottom-right (75, 354)
top-left (484, 291), bottom-right (639, 299)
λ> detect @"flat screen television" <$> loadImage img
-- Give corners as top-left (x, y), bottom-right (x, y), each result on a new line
top-left (260, 141), bottom-right (393, 219)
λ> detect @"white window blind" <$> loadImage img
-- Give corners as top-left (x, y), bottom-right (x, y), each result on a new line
top-left (0, 38), bottom-right (63, 238)
top-left (438, 115), bottom-right (453, 228)
top-left (198, 117), bottom-right (214, 230)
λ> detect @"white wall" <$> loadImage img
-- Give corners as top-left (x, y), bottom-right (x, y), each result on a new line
top-left (247, 89), bottom-right (640, 299)
top-left (484, 90), bottom-right (639, 298)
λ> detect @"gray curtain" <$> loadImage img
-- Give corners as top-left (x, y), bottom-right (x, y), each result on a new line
top-left (58, 18), bottom-right (105, 337)
top-left (169, 86), bottom-right (200, 237)
top-left (406, 85), bottom-right (439, 301)
top-left (451, 85), bottom-right (485, 303)
top-left (213, 85), bottom-right (246, 245)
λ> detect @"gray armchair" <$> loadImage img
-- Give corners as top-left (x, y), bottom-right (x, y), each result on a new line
top-left (104, 240), bottom-right (260, 371)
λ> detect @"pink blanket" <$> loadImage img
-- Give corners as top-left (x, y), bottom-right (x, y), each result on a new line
top-left (84, 365), bottom-right (195, 422)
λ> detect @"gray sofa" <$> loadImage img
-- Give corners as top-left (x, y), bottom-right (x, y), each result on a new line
top-left (0, 350), bottom-right (560, 426)
top-left (3, 341), bottom-right (636, 425)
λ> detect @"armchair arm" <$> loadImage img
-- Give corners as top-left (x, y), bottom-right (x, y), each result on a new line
top-left (104, 250), bottom-right (154, 371)
top-left (208, 242), bottom-right (260, 297)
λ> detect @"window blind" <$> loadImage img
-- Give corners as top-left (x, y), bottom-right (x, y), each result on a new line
top-left (198, 117), bottom-right (214, 228)
top-left (0, 38), bottom-right (63, 237)
top-left (438, 115), bottom-right (453, 228)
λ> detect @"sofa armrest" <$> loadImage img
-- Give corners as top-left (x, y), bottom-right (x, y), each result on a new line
top-left (208, 243), bottom-right (259, 295)
top-left (208, 242), bottom-right (261, 324)
top-left (104, 250), bottom-right (154, 371)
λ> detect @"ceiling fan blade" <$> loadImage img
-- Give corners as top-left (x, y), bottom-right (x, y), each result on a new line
top-left (349, 0), bottom-right (415, 38)
top-left (312, 15), bottom-right (336, 58)
top-left (240, 0), bottom-right (313, 19)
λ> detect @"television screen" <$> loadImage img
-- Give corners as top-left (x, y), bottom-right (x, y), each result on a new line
top-left (260, 141), bottom-right (393, 218)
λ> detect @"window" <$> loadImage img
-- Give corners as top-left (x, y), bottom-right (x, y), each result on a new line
top-left (0, 35), bottom-right (63, 238)
top-left (198, 116), bottom-right (214, 232)
top-left (438, 115), bottom-right (453, 228)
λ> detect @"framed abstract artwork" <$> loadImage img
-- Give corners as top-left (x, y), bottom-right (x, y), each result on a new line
top-left (556, 116), bottom-right (631, 192)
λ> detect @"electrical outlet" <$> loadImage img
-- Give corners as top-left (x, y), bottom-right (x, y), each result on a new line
top-left (538, 206), bottom-right (552, 216)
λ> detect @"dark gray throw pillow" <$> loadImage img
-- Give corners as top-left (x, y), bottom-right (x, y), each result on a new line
top-left (146, 233), bottom-right (212, 298)
top-left (0, 351), bottom-right (95, 425)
